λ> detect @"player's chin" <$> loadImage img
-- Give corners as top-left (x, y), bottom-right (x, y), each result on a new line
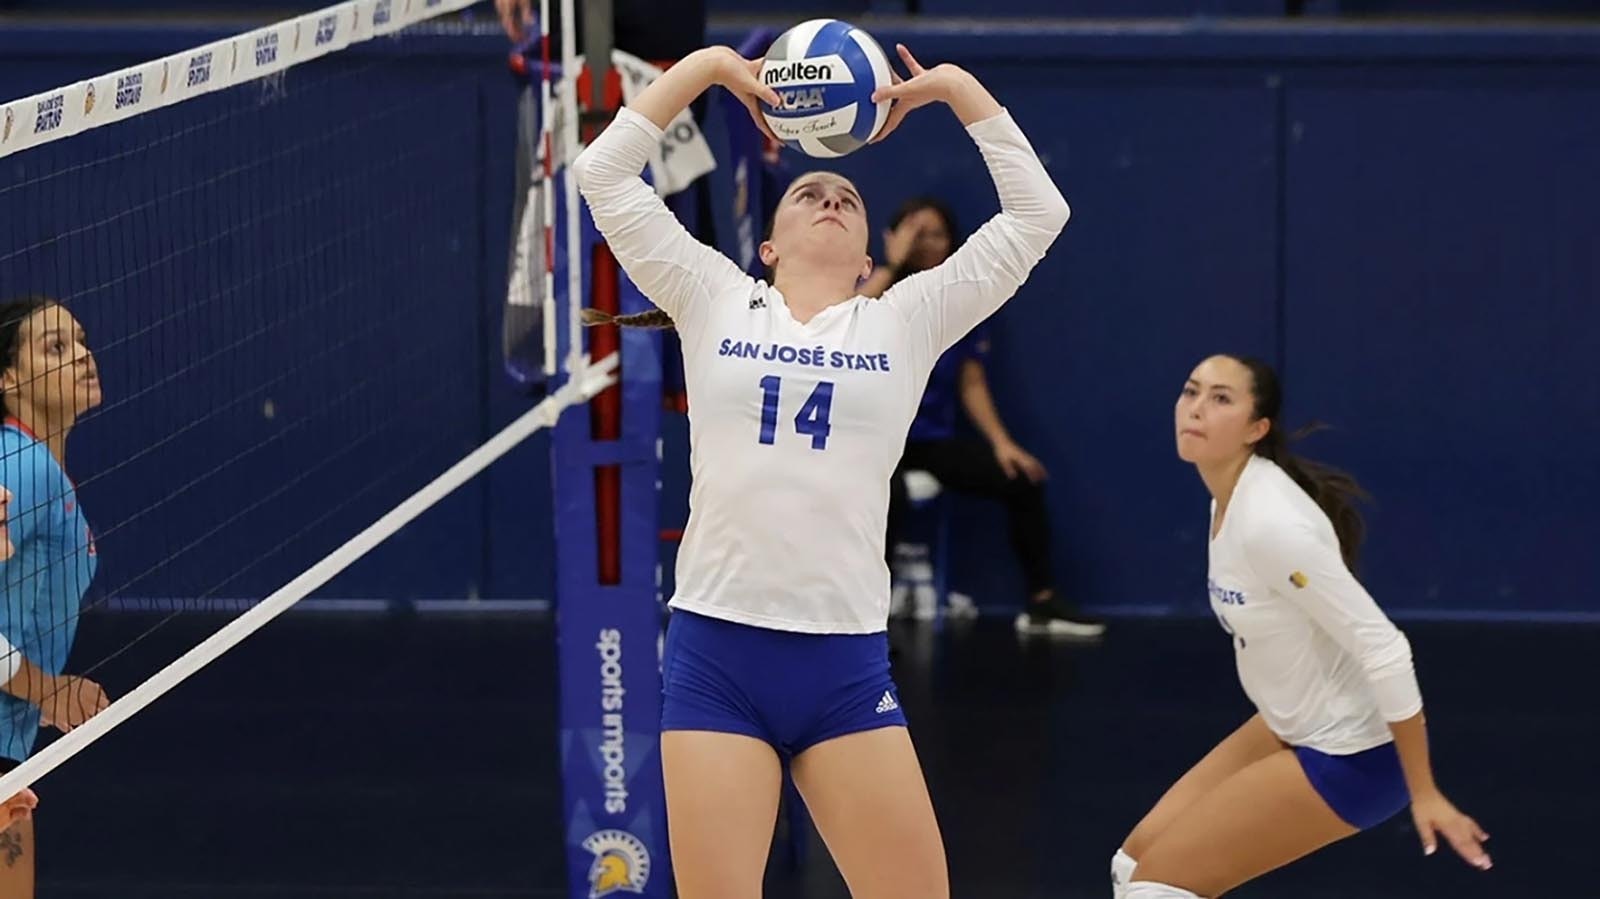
top-left (76, 380), bottom-right (103, 412)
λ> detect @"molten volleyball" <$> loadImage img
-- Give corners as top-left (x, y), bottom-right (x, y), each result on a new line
top-left (759, 19), bottom-right (893, 158)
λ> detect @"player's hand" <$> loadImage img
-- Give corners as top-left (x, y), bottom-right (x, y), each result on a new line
top-left (882, 220), bottom-right (921, 272)
top-left (702, 48), bottom-right (783, 145)
top-left (1411, 790), bottom-right (1491, 870)
top-left (495, 0), bottom-right (534, 41)
top-left (870, 44), bottom-right (963, 143)
top-left (994, 440), bottom-right (1048, 483)
top-left (39, 676), bottom-right (109, 733)
top-left (1, 789), bottom-right (36, 826)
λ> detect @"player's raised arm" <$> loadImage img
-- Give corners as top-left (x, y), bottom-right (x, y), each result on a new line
top-left (569, 48), bottom-right (781, 329)
top-left (875, 45), bottom-right (1070, 361)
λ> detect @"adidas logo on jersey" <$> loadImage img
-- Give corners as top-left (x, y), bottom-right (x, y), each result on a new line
top-left (875, 691), bottom-right (899, 714)
top-left (749, 295), bottom-right (766, 310)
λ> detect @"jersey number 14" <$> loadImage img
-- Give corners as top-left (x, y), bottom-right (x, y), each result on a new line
top-left (758, 375), bottom-right (833, 450)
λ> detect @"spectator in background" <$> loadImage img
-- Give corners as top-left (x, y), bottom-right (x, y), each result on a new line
top-left (863, 198), bottom-right (1104, 637)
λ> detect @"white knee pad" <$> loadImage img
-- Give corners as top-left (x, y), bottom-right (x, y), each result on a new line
top-left (1110, 848), bottom-right (1138, 897)
top-left (1125, 882), bottom-right (1202, 898)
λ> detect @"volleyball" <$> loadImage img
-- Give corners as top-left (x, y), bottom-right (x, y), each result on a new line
top-left (759, 19), bottom-right (893, 158)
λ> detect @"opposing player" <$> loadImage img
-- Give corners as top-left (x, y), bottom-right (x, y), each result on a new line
top-left (572, 42), bottom-right (1069, 897)
top-left (0, 298), bottom-right (111, 896)
top-left (1110, 354), bottom-right (1487, 898)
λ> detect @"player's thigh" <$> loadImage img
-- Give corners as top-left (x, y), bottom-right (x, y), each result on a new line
top-left (791, 726), bottom-right (947, 899)
top-left (1123, 714), bottom-right (1285, 858)
top-left (1133, 749), bottom-right (1356, 897)
top-left (0, 816), bottom-right (34, 896)
top-left (660, 730), bottom-right (782, 899)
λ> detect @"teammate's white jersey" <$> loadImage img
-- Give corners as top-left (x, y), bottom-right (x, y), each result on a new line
top-left (573, 106), bottom-right (1069, 633)
top-left (1207, 455), bottom-right (1423, 754)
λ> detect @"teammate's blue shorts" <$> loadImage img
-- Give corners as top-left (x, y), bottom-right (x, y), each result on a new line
top-left (1294, 742), bottom-right (1410, 830)
top-left (660, 610), bottom-right (907, 756)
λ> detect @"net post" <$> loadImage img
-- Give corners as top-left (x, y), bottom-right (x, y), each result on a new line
top-left (547, 2), bottom-right (672, 895)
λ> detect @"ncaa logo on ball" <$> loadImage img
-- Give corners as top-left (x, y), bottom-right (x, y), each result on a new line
top-left (582, 829), bottom-right (650, 898)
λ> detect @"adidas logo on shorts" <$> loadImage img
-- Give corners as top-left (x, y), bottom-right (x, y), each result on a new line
top-left (875, 690), bottom-right (899, 714)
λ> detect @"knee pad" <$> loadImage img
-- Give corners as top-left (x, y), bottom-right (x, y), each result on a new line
top-left (1110, 848), bottom-right (1137, 896)
top-left (1125, 882), bottom-right (1202, 898)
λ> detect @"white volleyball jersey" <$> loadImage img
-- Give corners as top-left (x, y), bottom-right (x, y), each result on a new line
top-left (1207, 455), bottom-right (1423, 755)
top-left (573, 106), bottom-right (1069, 633)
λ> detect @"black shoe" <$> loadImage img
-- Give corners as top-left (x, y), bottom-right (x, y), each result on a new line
top-left (1014, 595), bottom-right (1106, 638)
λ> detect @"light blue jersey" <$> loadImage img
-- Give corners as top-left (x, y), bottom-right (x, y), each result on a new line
top-left (0, 421), bottom-right (96, 761)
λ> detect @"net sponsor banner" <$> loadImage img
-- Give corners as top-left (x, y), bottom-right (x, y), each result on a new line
top-left (157, 39), bottom-right (238, 107)
top-left (234, 21), bottom-right (301, 84)
top-left (0, 0), bottom-right (482, 161)
top-left (83, 60), bottom-right (173, 132)
top-left (1, 83), bottom-right (91, 158)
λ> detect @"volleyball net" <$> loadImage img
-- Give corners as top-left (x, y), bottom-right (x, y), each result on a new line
top-left (0, 0), bottom-right (611, 809)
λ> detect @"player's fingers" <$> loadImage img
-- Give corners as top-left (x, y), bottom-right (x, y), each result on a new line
top-left (897, 43), bottom-right (926, 77)
top-left (740, 96), bottom-right (782, 145)
top-left (520, 0), bottom-right (534, 25)
top-left (1416, 817), bottom-right (1438, 856)
top-left (1444, 820), bottom-right (1491, 869)
top-left (740, 72), bottom-right (782, 108)
top-left (871, 102), bottom-right (909, 143)
top-left (1027, 459), bottom-right (1048, 482)
top-left (1471, 818), bottom-right (1490, 842)
top-left (496, 0), bottom-right (518, 40)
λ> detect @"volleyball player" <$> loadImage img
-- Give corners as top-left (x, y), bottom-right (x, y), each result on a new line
top-left (0, 299), bottom-right (111, 895)
top-left (1109, 354), bottom-right (1488, 898)
top-left (572, 42), bottom-right (1068, 897)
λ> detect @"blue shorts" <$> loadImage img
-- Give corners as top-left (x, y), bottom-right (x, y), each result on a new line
top-left (660, 610), bottom-right (907, 756)
top-left (1294, 742), bottom-right (1410, 830)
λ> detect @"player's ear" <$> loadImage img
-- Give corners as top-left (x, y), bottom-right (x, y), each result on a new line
top-left (759, 241), bottom-right (778, 270)
top-left (859, 255), bottom-right (874, 285)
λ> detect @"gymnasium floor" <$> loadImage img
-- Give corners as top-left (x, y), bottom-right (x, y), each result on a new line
top-left (34, 609), bottom-right (1594, 896)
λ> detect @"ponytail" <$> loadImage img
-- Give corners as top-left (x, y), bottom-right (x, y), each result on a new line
top-left (1230, 355), bottom-right (1371, 571)
top-left (580, 307), bottom-right (675, 330)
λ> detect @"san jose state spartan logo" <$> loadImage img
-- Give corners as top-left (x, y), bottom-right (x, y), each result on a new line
top-left (582, 829), bottom-right (650, 898)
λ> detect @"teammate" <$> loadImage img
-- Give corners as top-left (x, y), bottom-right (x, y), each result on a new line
top-left (571, 41), bottom-right (1069, 898)
top-left (1110, 354), bottom-right (1488, 898)
top-left (0, 298), bottom-right (111, 896)
top-left (861, 196), bottom-right (1102, 636)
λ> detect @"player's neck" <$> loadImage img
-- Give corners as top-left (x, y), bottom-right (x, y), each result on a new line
top-left (9, 407), bottom-right (70, 466)
top-left (773, 272), bottom-right (859, 324)
top-left (1198, 453), bottom-right (1253, 530)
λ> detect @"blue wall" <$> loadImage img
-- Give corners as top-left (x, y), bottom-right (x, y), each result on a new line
top-left (4, 18), bottom-right (1597, 619)
top-left (700, 20), bottom-right (1600, 618)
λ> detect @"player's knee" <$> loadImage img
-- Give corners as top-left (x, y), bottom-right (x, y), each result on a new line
top-left (1121, 818), bottom-right (1157, 862)
top-left (1128, 853), bottom-right (1207, 898)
